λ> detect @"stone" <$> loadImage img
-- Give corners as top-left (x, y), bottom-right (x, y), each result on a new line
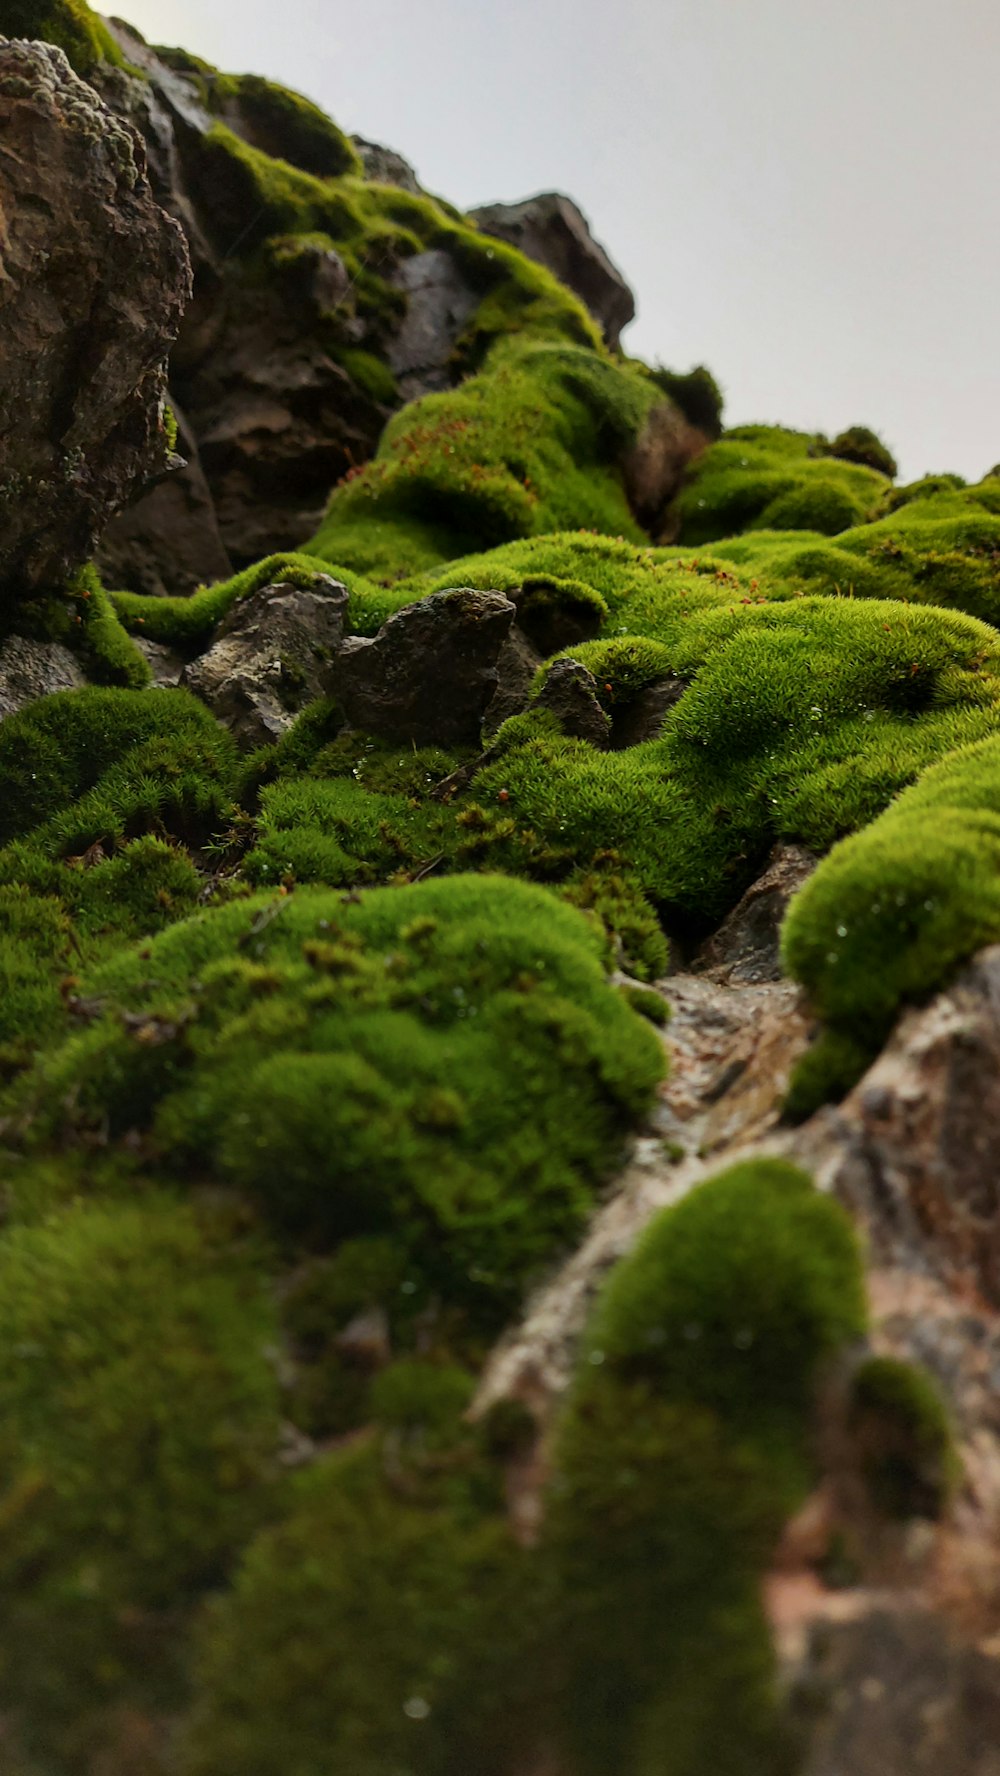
top-left (482, 625), bottom-right (544, 736)
top-left (387, 250), bottom-right (480, 402)
top-left (608, 675), bottom-right (686, 748)
top-left (334, 588), bottom-right (515, 748)
top-left (0, 39), bottom-right (191, 597)
top-left (182, 576), bottom-right (349, 749)
top-left (533, 659), bottom-right (611, 747)
top-left (623, 399), bottom-right (711, 534)
top-left (693, 844), bottom-right (817, 984)
top-left (351, 134), bottom-right (422, 194)
top-left (96, 400), bottom-right (232, 597)
top-left (470, 191), bottom-right (636, 349)
top-left (0, 634), bottom-right (86, 720)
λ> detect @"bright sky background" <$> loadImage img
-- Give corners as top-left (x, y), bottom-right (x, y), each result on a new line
top-left (112, 0), bottom-right (998, 483)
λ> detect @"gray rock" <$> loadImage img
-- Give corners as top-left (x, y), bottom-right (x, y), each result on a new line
top-left (388, 250), bottom-right (480, 402)
top-left (483, 626), bottom-right (544, 736)
top-left (0, 635), bottom-right (86, 720)
top-left (351, 134), bottom-right (421, 194)
top-left (0, 39), bottom-right (191, 597)
top-left (470, 191), bottom-right (635, 349)
top-left (534, 659), bottom-right (611, 748)
top-left (335, 588), bottom-right (515, 747)
top-left (182, 576), bottom-right (348, 749)
top-left (96, 400), bottom-right (232, 598)
top-left (693, 844), bottom-right (817, 984)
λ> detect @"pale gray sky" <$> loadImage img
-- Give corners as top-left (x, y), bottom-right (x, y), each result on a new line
top-left (113, 0), bottom-right (998, 482)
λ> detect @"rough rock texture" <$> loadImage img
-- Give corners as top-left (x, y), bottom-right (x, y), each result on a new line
top-left (533, 659), bottom-right (611, 747)
top-left (95, 401), bottom-right (232, 597)
top-left (693, 844), bottom-right (817, 983)
top-left (483, 625), bottom-right (544, 735)
top-left (0, 634), bottom-right (86, 719)
top-left (351, 133), bottom-right (421, 194)
top-left (608, 675), bottom-right (686, 748)
top-left (623, 399), bottom-right (711, 534)
top-left (182, 576), bottom-right (349, 749)
top-left (388, 249), bottom-right (480, 402)
top-left (0, 38), bottom-right (191, 595)
top-left (470, 191), bottom-right (636, 349)
top-left (335, 588), bottom-right (516, 746)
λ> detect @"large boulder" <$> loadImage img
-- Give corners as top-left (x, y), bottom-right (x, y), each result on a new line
top-left (0, 38), bottom-right (191, 595)
top-left (470, 191), bottom-right (636, 349)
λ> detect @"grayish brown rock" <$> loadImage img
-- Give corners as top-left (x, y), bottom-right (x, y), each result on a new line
top-left (388, 250), bottom-right (479, 402)
top-left (0, 633), bottom-right (86, 719)
top-left (0, 39), bottom-right (191, 595)
top-left (623, 399), bottom-right (711, 533)
top-left (182, 575), bottom-right (348, 749)
top-left (351, 134), bottom-right (421, 194)
top-left (693, 844), bottom-right (817, 984)
top-left (534, 659), bottom-right (611, 747)
top-left (335, 588), bottom-right (515, 747)
top-left (608, 675), bottom-right (686, 748)
top-left (483, 625), bottom-right (544, 736)
top-left (96, 401), bottom-right (232, 598)
top-left (470, 191), bottom-right (636, 349)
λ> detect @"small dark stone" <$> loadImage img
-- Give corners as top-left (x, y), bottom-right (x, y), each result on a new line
top-left (534, 659), bottom-right (611, 748)
top-left (334, 588), bottom-right (515, 747)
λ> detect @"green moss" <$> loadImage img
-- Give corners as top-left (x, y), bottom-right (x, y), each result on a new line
top-left (12, 876), bottom-right (663, 1326)
top-left (0, 1197), bottom-right (282, 1765)
top-left (671, 424), bottom-right (889, 545)
top-left (782, 733), bottom-right (1000, 1098)
top-left (543, 1158), bottom-right (865, 1775)
top-left (181, 1444), bottom-right (530, 1776)
top-left (643, 362), bottom-right (724, 438)
top-left (619, 983), bottom-right (669, 1024)
top-left (824, 425), bottom-right (898, 480)
top-left (850, 1355), bottom-right (959, 1520)
top-left (208, 72), bottom-right (361, 178)
top-left (3, 0), bottom-right (124, 73)
top-left (306, 341), bottom-right (657, 584)
top-left (112, 551), bottom-right (342, 650)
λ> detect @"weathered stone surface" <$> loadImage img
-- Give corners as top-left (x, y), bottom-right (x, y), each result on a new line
top-left (470, 191), bottom-right (636, 349)
top-left (608, 675), bottom-right (686, 748)
top-left (693, 844), bottom-right (817, 984)
top-left (96, 401), bottom-right (232, 597)
top-left (623, 398), bottom-right (710, 533)
top-left (351, 134), bottom-right (421, 194)
top-left (483, 625), bottom-right (544, 736)
top-left (335, 588), bottom-right (515, 747)
top-left (182, 576), bottom-right (348, 749)
top-left (0, 633), bottom-right (86, 719)
top-left (792, 947), bottom-right (1000, 1302)
top-left (0, 39), bottom-right (191, 595)
top-left (789, 1609), bottom-right (1000, 1776)
top-left (533, 659), bottom-right (611, 747)
top-left (387, 249), bottom-right (479, 402)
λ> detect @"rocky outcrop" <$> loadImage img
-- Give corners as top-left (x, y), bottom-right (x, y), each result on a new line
top-left (470, 191), bottom-right (636, 349)
top-left (388, 249), bottom-right (480, 402)
top-left (182, 575), bottom-right (349, 749)
top-left (0, 38), bottom-right (190, 596)
top-left (351, 133), bottom-right (421, 194)
top-left (335, 588), bottom-right (515, 746)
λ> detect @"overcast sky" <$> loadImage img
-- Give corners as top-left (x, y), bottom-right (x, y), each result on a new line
top-left (112, 0), bottom-right (998, 483)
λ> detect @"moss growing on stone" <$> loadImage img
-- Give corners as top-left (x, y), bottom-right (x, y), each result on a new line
top-left (670, 424), bottom-right (890, 545)
top-left (782, 733), bottom-right (1000, 1107)
top-left (825, 425), bottom-right (898, 480)
top-left (850, 1354), bottom-right (959, 1520)
top-left (0, 1197), bottom-right (282, 1766)
top-left (306, 341), bottom-right (657, 585)
top-left (12, 876), bottom-right (664, 1326)
top-left (3, 0), bottom-right (124, 73)
top-left (206, 72), bottom-right (361, 178)
top-left (544, 1158), bottom-right (866, 1775)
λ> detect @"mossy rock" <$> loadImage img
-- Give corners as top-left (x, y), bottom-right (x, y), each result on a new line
top-left (2, 0), bottom-right (124, 73)
top-left (850, 1355), bottom-right (959, 1520)
top-left (670, 424), bottom-right (889, 545)
top-left (12, 875), bottom-right (664, 1325)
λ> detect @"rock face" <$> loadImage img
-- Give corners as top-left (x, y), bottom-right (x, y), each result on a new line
top-left (0, 634), bottom-right (86, 719)
top-left (470, 191), bottom-right (636, 349)
top-left (182, 576), bottom-right (349, 749)
top-left (336, 589), bottom-right (516, 747)
top-left (0, 38), bottom-right (191, 595)
top-left (388, 249), bottom-right (480, 402)
top-left (351, 134), bottom-right (421, 194)
top-left (694, 844), bottom-right (817, 984)
top-left (533, 659), bottom-right (611, 747)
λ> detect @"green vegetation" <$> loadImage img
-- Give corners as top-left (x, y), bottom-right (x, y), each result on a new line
top-left (0, 1197), bottom-right (281, 1767)
top-left (543, 1158), bottom-right (866, 1775)
top-left (11, 875), bottom-right (664, 1325)
top-left (782, 733), bottom-right (1000, 1109)
top-left (2, 0), bottom-right (124, 72)
top-left (850, 1355), bottom-right (959, 1520)
top-left (205, 72), bottom-right (362, 178)
top-left (670, 424), bottom-right (891, 544)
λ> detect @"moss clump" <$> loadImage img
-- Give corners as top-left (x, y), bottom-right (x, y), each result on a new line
top-left (181, 1443), bottom-right (530, 1776)
top-left (111, 551), bottom-right (340, 651)
top-left (0, 1198), bottom-right (282, 1765)
top-left (207, 72), bottom-right (361, 178)
top-left (3, 0), bottom-right (124, 73)
top-left (825, 425), bottom-right (898, 479)
top-left (670, 424), bottom-right (890, 544)
top-left (643, 362), bottom-right (724, 437)
top-left (849, 1355), bottom-right (959, 1520)
top-left (543, 1158), bottom-right (865, 1775)
top-left (781, 733), bottom-right (1000, 1104)
top-left (306, 341), bottom-right (657, 588)
top-left (12, 876), bottom-right (664, 1327)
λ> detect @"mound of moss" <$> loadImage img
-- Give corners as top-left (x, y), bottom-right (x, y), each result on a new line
top-left (543, 1158), bottom-right (866, 1775)
top-left (2, 0), bottom-right (124, 73)
top-left (0, 1197), bottom-right (281, 1766)
top-left (305, 340), bottom-right (657, 586)
top-left (670, 424), bottom-right (890, 545)
top-left (11, 874), bottom-right (664, 1324)
top-left (782, 732), bottom-right (1000, 1109)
